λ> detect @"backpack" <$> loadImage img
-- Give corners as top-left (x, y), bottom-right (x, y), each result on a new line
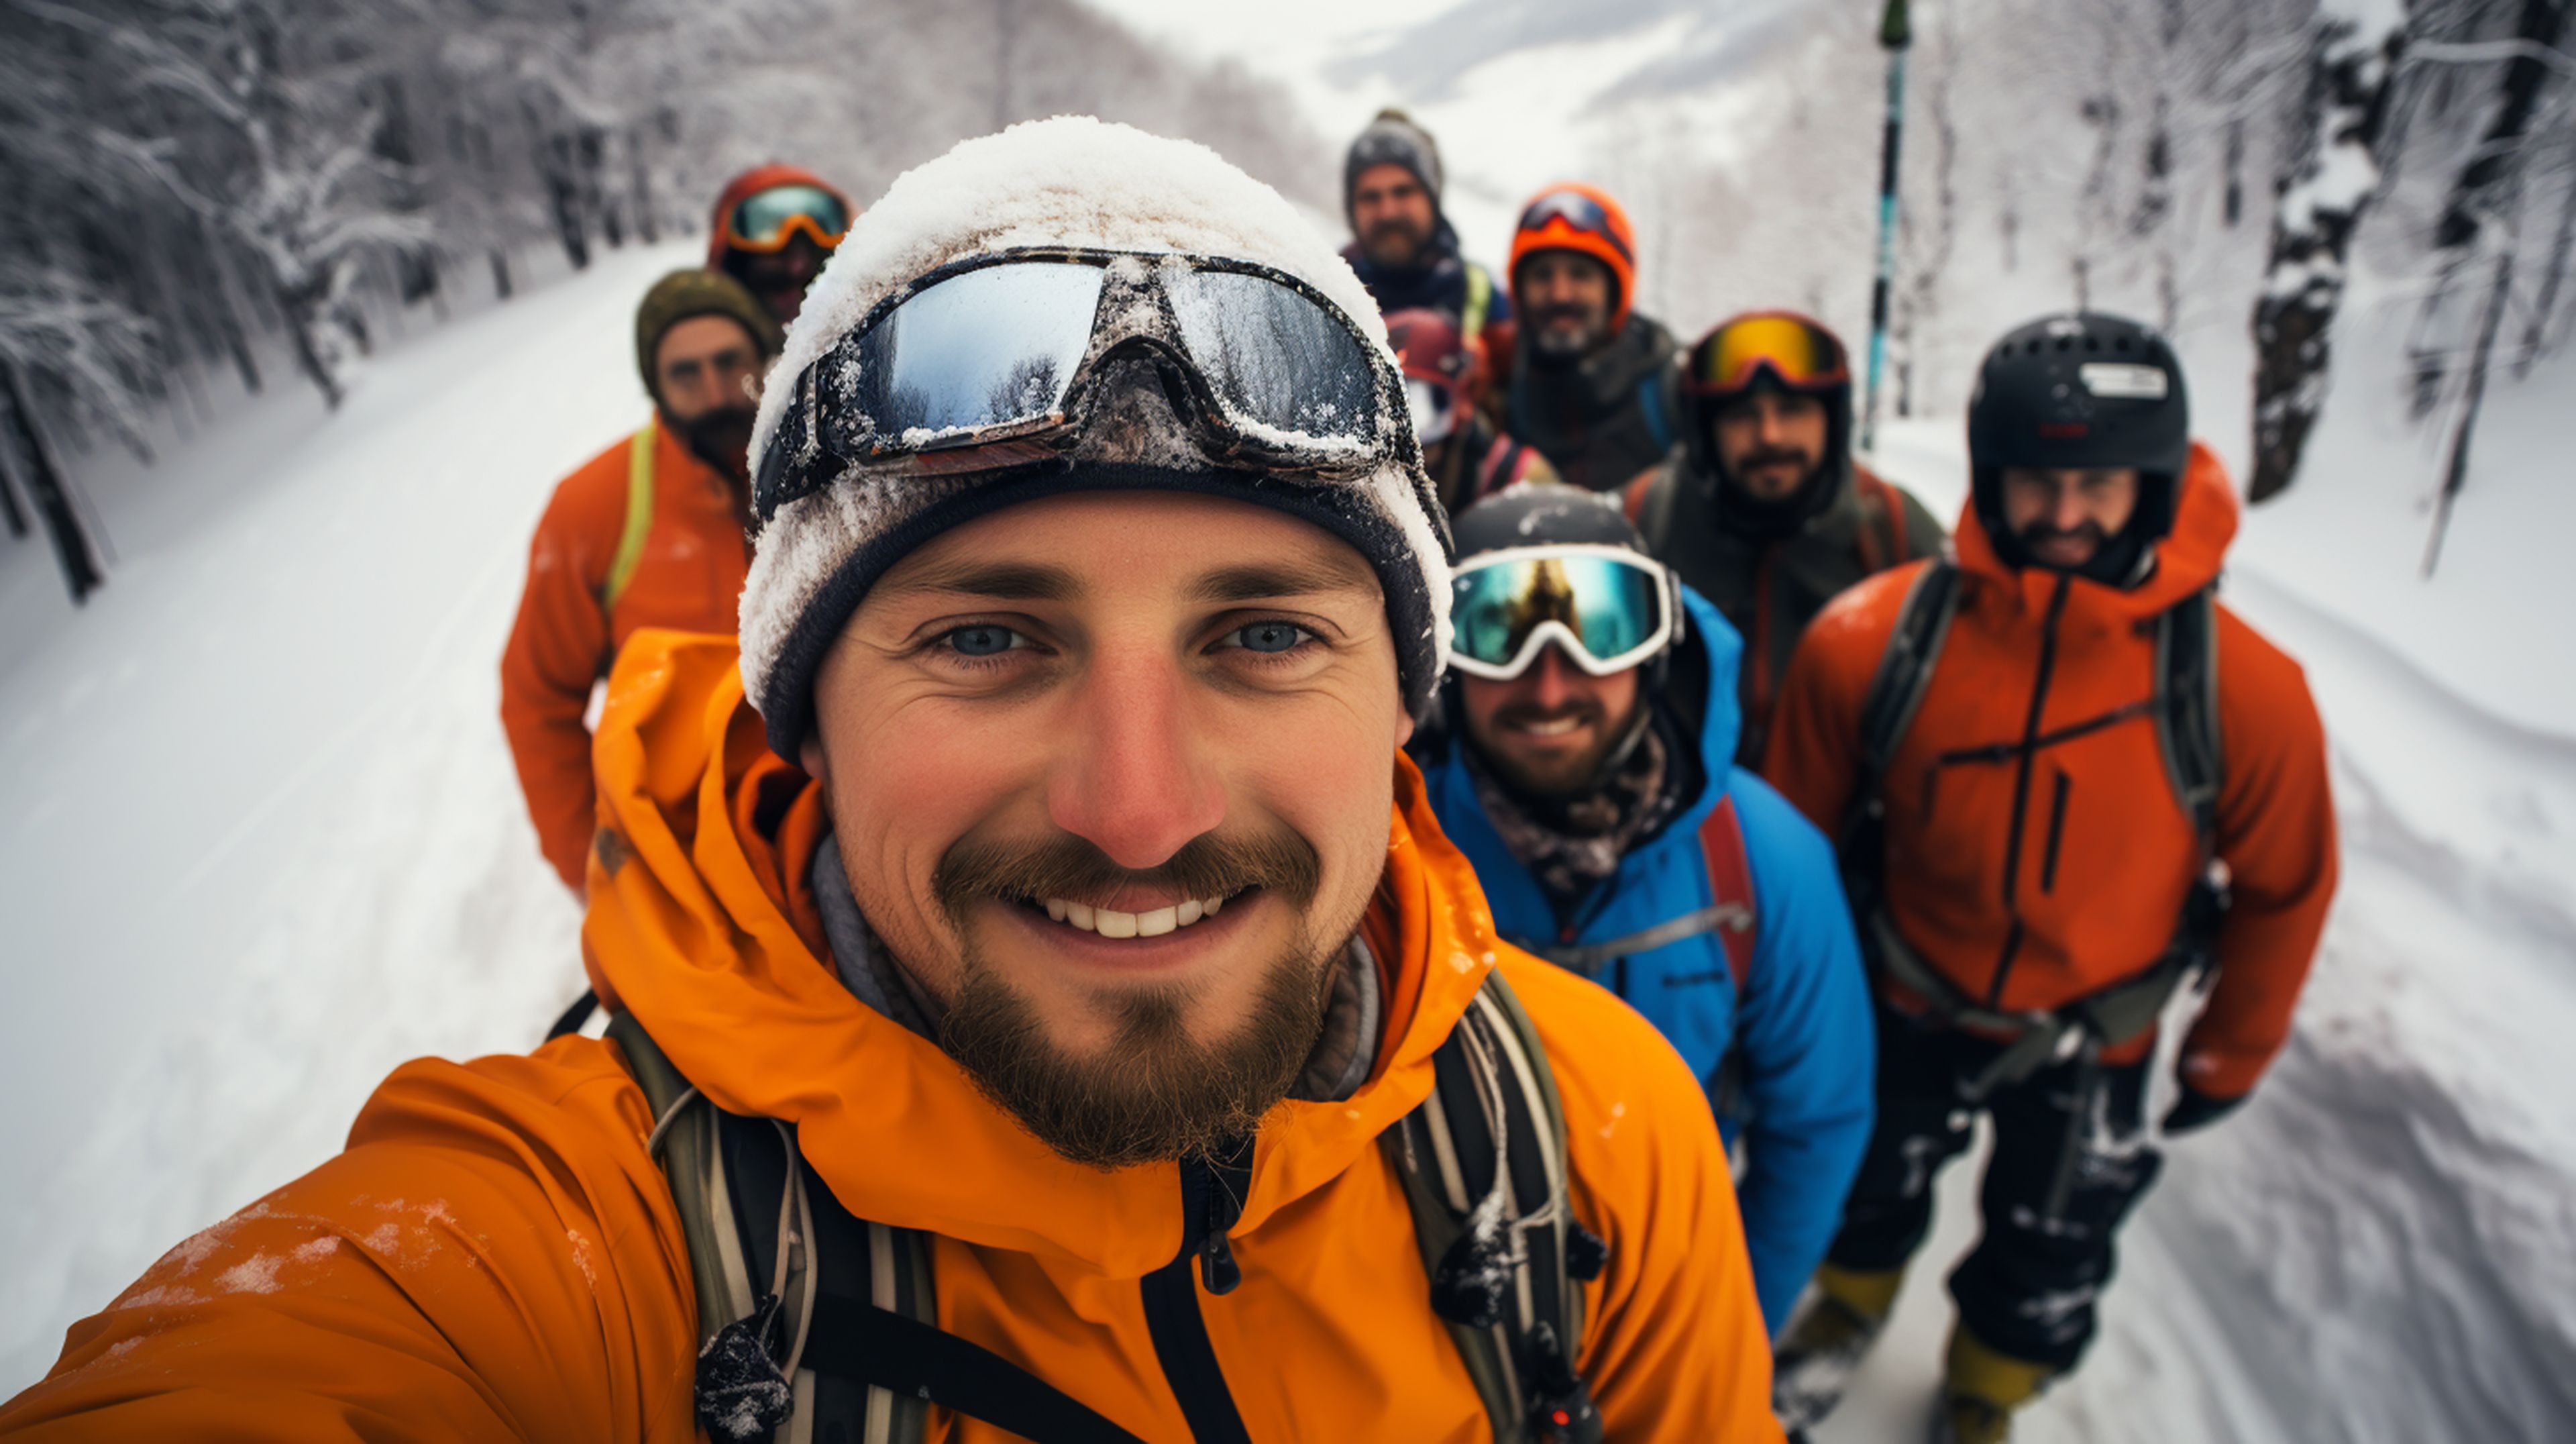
top-left (602, 970), bottom-right (1611, 1444)
top-left (1842, 560), bottom-right (2229, 1100)
top-left (600, 419), bottom-right (658, 611)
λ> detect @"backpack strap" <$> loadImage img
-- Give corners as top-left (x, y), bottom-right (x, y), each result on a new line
top-left (1384, 972), bottom-right (1607, 1444)
top-left (609, 1013), bottom-right (1138, 1444)
top-left (1850, 466), bottom-right (1911, 572)
top-left (1697, 796), bottom-right (1758, 996)
top-left (1854, 560), bottom-right (1963, 788)
top-left (1463, 262), bottom-right (1493, 340)
top-left (1635, 374), bottom-right (1672, 454)
top-left (602, 421), bottom-right (657, 611)
top-left (2153, 586), bottom-right (2224, 852)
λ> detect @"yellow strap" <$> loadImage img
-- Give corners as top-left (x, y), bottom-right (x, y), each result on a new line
top-left (602, 420), bottom-right (655, 610)
top-left (1463, 262), bottom-right (1492, 338)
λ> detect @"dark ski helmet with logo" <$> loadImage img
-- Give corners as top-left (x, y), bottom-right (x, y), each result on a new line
top-left (1966, 311), bottom-right (2189, 583)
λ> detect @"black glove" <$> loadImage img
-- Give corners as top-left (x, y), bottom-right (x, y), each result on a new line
top-left (2161, 1084), bottom-right (2245, 1137)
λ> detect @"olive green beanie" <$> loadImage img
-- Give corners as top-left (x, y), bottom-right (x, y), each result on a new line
top-left (634, 268), bottom-right (784, 401)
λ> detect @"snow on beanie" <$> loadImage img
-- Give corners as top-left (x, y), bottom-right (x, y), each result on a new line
top-left (634, 268), bottom-right (782, 399)
top-left (1343, 108), bottom-right (1444, 219)
top-left (739, 116), bottom-right (1452, 761)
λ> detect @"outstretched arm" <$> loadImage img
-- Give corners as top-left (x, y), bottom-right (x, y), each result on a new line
top-left (0, 1042), bottom-right (696, 1443)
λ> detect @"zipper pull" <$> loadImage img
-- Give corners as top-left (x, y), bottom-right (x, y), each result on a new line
top-left (1189, 1139), bottom-right (1253, 1296)
top-left (1199, 1222), bottom-right (1240, 1296)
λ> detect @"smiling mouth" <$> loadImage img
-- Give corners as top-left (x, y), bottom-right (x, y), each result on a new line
top-left (1503, 715), bottom-right (1589, 738)
top-left (1032, 892), bottom-right (1235, 939)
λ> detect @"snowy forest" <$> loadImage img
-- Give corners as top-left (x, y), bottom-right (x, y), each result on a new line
top-left (3, 0), bottom-right (2574, 1440)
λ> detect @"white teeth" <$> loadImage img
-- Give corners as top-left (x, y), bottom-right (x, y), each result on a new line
top-left (1516, 716), bottom-right (1581, 737)
top-left (1037, 895), bottom-right (1231, 935)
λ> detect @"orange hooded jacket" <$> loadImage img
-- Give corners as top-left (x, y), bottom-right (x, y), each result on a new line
top-left (1763, 445), bottom-right (2337, 1100)
top-left (500, 421), bottom-right (751, 890)
top-left (5, 630), bottom-right (1781, 1442)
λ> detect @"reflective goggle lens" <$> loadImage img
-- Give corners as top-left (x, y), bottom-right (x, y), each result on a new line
top-left (1405, 376), bottom-right (1456, 445)
top-left (731, 184), bottom-right (850, 247)
top-left (828, 262), bottom-right (1104, 453)
top-left (1517, 191), bottom-right (1631, 262)
top-left (808, 257), bottom-right (1386, 466)
top-left (1165, 268), bottom-right (1380, 452)
top-left (1692, 315), bottom-right (1846, 393)
top-left (1450, 553), bottom-right (1668, 676)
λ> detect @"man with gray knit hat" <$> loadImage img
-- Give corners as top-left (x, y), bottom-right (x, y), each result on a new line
top-left (1342, 107), bottom-right (1513, 353)
top-left (1, 118), bottom-right (1780, 1444)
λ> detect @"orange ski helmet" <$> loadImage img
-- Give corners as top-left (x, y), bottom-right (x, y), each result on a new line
top-left (1507, 183), bottom-right (1638, 333)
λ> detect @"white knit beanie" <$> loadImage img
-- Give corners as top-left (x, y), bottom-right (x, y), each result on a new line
top-left (739, 117), bottom-right (1452, 759)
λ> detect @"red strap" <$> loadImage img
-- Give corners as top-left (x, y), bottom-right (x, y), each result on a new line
top-left (1697, 795), bottom-right (1757, 996)
top-left (1854, 466), bottom-right (1908, 568)
top-left (1619, 468), bottom-right (1656, 526)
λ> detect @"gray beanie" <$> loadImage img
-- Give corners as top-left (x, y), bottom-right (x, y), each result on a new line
top-left (1344, 108), bottom-right (1444, 221)
top-left (740, 117), bottom-right (1454, 762)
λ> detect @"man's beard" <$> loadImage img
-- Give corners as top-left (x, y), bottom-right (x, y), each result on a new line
top-left (1477, 695), bottom-right (1633, 800)
top-left (1360, 215), bottom-right (1432, 269)
top-left (2013, 518), bottom-right (2109, 568)
top-left (1528, 305), bottom-right (1605, 363)
top-left (674, 403), bottom-right (758, 480)
top-left (1724, 446), bottom-right (1822, 506)
top-left (927, 827), bottom-right (1343, 1169)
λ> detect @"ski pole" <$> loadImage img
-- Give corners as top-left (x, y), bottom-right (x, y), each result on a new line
top-left (1860, 0), bottom-right (1912, 456)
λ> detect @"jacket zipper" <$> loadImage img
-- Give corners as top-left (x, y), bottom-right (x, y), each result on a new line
top-left (1988, 576), bottom-right (2072, 1007)
top-left (1140, 1156), bottom-right (1252, 1444)
top-left (2040, 770), bottom-right (2072, 894)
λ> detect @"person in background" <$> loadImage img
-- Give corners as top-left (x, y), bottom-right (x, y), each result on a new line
top-left (500, 268), bottom-right (780, 892)
top-left (707, 164), bottom-right (854, 327)
top-left (1386, 307), bottom-right (1554, 514)
top-left (1621, 311), bottom-right (1945, 764)
top-left (1411, 480), bottom-right (1876, 1340)
top-left (1340, 109), bottom-right (1511, 349)
top-left (1763, 313), bottom-right (2339, 1444)
top-left (1499, 183), bottom-right (1681, 493)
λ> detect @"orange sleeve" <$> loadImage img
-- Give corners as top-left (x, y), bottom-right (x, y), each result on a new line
top-left (1505, 955), bottom-right (1784, 1442)
top-left (1760, 578), bottom-right (1894, 836)
top-left (500, 444), bottom-right (628, 892)
top-left (0, 1041), bottom-right (698, 1443)
top-left (2180, 618), bottom-right (2341, 1100)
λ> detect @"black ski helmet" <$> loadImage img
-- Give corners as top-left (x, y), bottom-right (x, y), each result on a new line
top-left (1966, 311), bottom-right (2190, 582)
top-left (1678, 311), bottom-right (1855, 537)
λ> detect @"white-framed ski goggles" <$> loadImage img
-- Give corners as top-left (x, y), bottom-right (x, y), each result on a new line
top-left (755, 246), bottom-right (1415, 521)
top-left (1446, 544), bottom-right (1680, 680)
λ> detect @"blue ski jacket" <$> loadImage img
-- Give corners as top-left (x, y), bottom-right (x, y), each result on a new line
top-left (1419, 586), bottom-right (1876, 1335)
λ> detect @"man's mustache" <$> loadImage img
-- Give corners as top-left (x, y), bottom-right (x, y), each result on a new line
top-left (1493, 699), bottom-right (1607, 732)
top-left (934, 827), bottom-right (1324, 922)
top-left (1737, 447), bottom-right (1813, 474)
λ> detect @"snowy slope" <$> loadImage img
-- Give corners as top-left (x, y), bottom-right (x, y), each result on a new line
top-left (0, 246), bottom-right (687, 1388)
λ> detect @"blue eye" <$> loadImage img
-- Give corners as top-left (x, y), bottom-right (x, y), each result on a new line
top-left (1230, 622), bottom-right (1311, 654)
top-left (946, 625), bottom-right (1019, 657)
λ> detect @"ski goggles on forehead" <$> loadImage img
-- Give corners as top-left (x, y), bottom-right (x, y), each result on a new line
top-left (1447, 545), bottom-right (1678, 680)
top-left (1688, 313), bottom-right (1849, 395)
top-left (724, 184), bottom-right (851, 253)
top-left (758, 248), bottom-right (1407, 519)
top-left (1517, 191), bottom-right (1632, 263)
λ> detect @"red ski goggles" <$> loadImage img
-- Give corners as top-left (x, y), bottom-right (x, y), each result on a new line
top-left (722, 183), bottom-right (851, 254)
top-left (1517, 190), bottom-right (1633, 264)
top-left (1685, 313), bottom-right (1850, 396)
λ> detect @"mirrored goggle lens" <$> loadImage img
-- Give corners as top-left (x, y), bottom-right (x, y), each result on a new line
top-left (1165, 268), bottom-right (1383, 453)
top-left (1405, 377), bottom-right (1456, 445)
top-left (731, 184), bottom-right (850, 245)
top-left (1450, 554), bottom-right (1666, 672)
top-left (823, 262), bottom-right (1106, 454)
top-left (1695, 315), bottom-right (1845, 393)
top-left (1518, 191), bottom-right (1631, 262)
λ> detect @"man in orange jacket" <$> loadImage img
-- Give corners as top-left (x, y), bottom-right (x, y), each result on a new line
top-left (1762, 314), bottom-right (2338, 1443)
top-left (3, 119), bottom-right (1778, 1443)
top-left (500, 268), bottom-right (783, 892)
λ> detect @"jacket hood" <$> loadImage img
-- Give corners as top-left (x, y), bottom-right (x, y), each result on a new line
top-left (706, 164), bottom-right (852, 269)
top-left (1666, 586), bottom-right (1746, 827)
top-left (1951, 438), bottom-right (2237, 623)
top-left (583, 629), bottom-right (1507, 1282)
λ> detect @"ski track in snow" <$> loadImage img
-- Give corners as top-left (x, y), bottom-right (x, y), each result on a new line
top-left (1, 246), bottom-right (2573, 1441)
